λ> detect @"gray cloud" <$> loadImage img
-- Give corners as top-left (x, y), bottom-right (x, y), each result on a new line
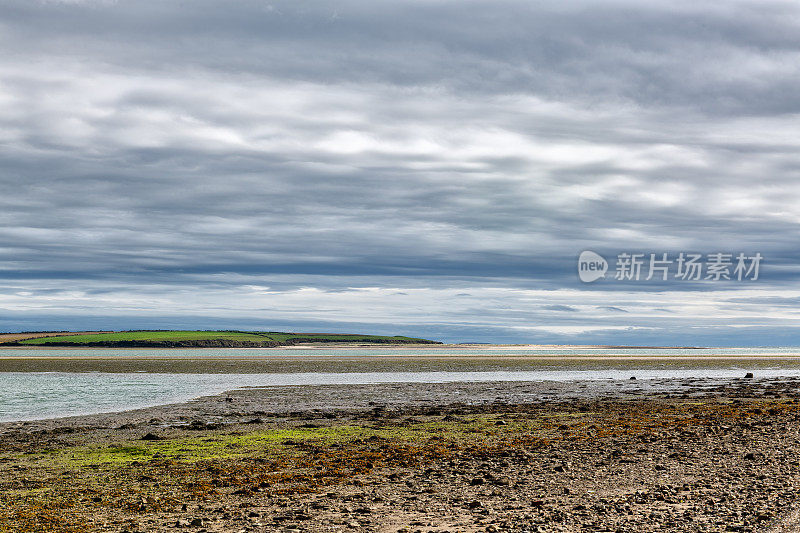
top-left (1, 0), bottom-right (800, 343)
top-left (542, 305), bottom-right (579, 312)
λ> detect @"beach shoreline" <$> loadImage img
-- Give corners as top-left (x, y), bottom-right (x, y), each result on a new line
top-left (2, 378), bottom-right (800, 531)
top-left (0, 374), bottom-right (789, 430)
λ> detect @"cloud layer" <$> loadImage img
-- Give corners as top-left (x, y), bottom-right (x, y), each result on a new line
top-left (2, 0), bottom-right (800, 343)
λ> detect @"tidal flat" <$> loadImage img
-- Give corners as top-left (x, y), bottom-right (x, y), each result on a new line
top-left (7, 348), bottom-right (800, 374)
top-left (3, 378), bottom-right (800, 532)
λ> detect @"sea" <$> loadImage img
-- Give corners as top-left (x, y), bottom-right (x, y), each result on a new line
top-left (3, 346), bottom-right (800, 422)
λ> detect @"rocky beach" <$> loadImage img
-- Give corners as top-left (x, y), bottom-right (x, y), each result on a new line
top-left (2, 377), bottom-right (800, 532)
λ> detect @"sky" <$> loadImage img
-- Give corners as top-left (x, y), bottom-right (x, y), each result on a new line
top-left (2, 0), bottom-right (800, 345)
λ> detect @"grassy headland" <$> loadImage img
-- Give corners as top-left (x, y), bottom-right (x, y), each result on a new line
top-left (0, 330), bottom-right (440, 348)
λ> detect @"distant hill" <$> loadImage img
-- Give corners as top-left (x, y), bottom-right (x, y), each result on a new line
top-left (3, 330), bottom-right (441, 348)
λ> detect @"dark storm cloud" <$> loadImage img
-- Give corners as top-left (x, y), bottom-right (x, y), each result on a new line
top-left (2, 0), bottom-right (800, 342)
top-left (5, 1), bottom-right (800, 112)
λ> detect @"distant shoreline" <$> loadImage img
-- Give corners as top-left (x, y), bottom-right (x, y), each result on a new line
top-left (0, 330), bottom-right (442, 349)
top-left (0, 342), bottom-right (708, 350)
top-left (0, 330), bottom-right (717, 350)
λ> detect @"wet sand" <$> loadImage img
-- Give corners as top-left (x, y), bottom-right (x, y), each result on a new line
top-left (4, 354), bottom-right (800, 374)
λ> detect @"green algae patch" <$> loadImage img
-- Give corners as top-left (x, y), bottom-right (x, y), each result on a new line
top-left (31, 422), bottom-right (456, 468)
top-left (27, 414), bottom-right (548, 471)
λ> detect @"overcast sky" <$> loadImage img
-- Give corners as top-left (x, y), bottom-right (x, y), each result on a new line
top-left (2, 0), bottom-right (800, 344)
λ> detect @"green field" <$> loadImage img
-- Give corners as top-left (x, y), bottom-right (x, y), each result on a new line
top-left (13, 330), bottom-right (438, 347)
top-left (19, 331), bottom-right (268, 344)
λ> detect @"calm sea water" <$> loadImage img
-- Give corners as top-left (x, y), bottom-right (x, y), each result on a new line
top-left (3, 346), bottom-right (800, 422)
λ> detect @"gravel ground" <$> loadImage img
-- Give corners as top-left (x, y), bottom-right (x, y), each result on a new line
top-left (2, 377), bottom-right (800, 532)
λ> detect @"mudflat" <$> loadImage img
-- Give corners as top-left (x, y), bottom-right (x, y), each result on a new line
top-left (2, 378), bottom-right (800, 532)
top-left (5, 353), bottom-right (800, 375)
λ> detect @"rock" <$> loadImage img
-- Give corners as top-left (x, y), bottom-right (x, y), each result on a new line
top-left (630, 376), bottom-right (637, 380)
top-left (470, 477), bottom-right (485, 486)
top-left (188, 420), bottom-right (221, 430)
top-left (189, 518), bottom-right (204, 527)
top-left (175, 518), bottom-right (190, 527)
top-left (745, 372), bottom-right (754, 379)
top-left (141, 432), bottom-right (162, 441)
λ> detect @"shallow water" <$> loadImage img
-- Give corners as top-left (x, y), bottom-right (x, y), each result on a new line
top-left (4, 346), bottom-right (800, 421)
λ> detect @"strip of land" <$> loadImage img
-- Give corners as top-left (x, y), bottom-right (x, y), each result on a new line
top-left (0, 330), bottom-right (441, 348)
top-left (2, 378), bottom-right (800, 532)
top-left (3, 354), bottom-right (800, 374)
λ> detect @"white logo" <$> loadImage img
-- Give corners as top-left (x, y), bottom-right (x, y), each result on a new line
top-left (578, 250), bottom-right (608, 283)
top-left (577, 251), bottom-right (762, 282)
